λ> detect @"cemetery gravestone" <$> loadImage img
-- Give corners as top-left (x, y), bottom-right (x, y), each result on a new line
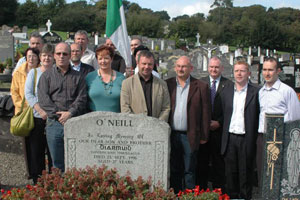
top-left (261, 114), bottom-right (300, 200)
top-left (64, 112), bottom-right (171, 190)
top-left (0, 34), bottom-right (14, 64)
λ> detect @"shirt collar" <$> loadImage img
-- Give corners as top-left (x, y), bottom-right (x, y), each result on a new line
top-left (176, 76), bottom-right (191, 87)
top-left (209, 75), bottom-right (221, 83)
top-left (234, 83), bottom-right (248, 92)
top-left (70, 61), bottom-right (81, 71)
top-left (262, 79), bottom-right (281, 91)
top-left (139, 73), bottom-right (153, 83)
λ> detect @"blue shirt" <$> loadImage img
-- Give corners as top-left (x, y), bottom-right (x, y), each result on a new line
top-left (24, 67), bottom-right (43, 118)
top-left (172, 76), bottom-right (190, 131)
top-left (85, 70), bottom-right (125, 112)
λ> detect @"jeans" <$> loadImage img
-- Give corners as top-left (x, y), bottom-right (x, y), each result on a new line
top-left (170, 131), bottom-right (198, 193)
top-left (45, 118), bottom-right (65, 172)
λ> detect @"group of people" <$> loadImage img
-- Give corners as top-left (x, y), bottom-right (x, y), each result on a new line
top-left (8, 30), bottom-right (300, 200)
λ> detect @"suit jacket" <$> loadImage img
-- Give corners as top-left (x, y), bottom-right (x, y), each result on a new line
top-left (111, 54), bottom-right (126, 73)
top-left (166, 76), bottom-right (211, 151)
top-left (221, 83), bottom-right (260, 157)
top-left (120, 74), bottom-right (170, 122)
top-left (80, 62), bottom-right (95, 78)
top-left (201, 76), bottom-right (232, 126)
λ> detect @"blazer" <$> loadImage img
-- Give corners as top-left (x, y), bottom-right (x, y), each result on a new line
top-left (166, 76), bottom-right (211, 151)
top-left (120, 74), bottom-right (170, 122)
top-left (80, 62), bottom-right (95, 78)
top-left (111, 54), bottom-right (126, 73)
top-left (221, 83), bottom-right (260, 157)
top-left (201, 76), bottom-right (232, 125)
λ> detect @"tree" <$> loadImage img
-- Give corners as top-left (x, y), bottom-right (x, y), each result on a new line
top-left (211, 0), bottom-right (233, 8)
top-left (0, 0), bottom-right (18, 26)
top-left (16, 0), bottom-right (39, 27)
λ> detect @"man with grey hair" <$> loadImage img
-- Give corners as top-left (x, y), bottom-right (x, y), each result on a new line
top-left (38, 42), bottom-right (87, 172)
top-left (70, 43), bottom-right (94, 77)
top-left (13, 32), bottom-right (44, 74)
top-left (74, 30), bottom-right (98, 69)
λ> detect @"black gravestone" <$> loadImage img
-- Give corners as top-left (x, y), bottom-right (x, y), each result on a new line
top-left (261, 114), bottom-right (300, 200)
top-left (280, 121), bottom-right (300, 199)
top-left (42, 32), bottom-right (62, 44)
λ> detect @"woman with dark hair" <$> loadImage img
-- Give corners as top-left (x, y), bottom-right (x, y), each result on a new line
top-left (11, 47), bottom-right (40, 183)
top-left (85, 45), bottom-right (125, 112)
top-left (24, 44), bottom-right (54, 184)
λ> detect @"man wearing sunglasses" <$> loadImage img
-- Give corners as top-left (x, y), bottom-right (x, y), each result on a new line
top-left (38, 42), bottom-right (87, 173)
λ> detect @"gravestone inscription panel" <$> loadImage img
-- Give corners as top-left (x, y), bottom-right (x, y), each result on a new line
top-left (261, 114), bottom-right (300, 200)
top-left (64, 112), bottom-right (171, 190)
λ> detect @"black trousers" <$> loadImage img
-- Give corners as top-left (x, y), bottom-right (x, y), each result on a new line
top-left (209, 130), bottom-right (225, 191)
top-left (224, 133), bottom-right (254, 200)
top-left (196, 142), bottom-right (210, 190)
top-left (25, 117), bottom-right (51, 182)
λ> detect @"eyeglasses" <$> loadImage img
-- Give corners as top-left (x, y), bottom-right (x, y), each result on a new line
top-left (55, 52), bottom-right (69, 56)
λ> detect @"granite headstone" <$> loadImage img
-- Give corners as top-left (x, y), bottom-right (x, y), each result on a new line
top-left (0, 35), bottom-right (14, 64)
top-left (64, 112), bottom-right (171, 190)
top-left (261, 114), bottom-right (300, 200)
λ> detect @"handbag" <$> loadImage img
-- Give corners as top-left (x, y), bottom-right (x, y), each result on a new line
top-left (10, 69), bottom-right (37, 137)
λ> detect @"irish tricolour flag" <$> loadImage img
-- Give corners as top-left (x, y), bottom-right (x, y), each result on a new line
top-left (106, 0), bottom-right (132, 68)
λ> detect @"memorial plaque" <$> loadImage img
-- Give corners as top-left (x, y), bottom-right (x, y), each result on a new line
top-left (280, 121), bottom-right (300, 200)
top-left (262, 114), bottom-right (284, 200)
top-left (64, 112), bottom-right (171, 190)
top-left (261, 114), bottom-right (300, 200)
top-left (42, 32), bottom-right (62, 44)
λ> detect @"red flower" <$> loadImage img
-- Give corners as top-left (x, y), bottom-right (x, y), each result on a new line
top-left (7, 190), bottom-right (11, 195)
top-left (177, 190), bottom-right (184, 197)
top-left (0, 189), bottom-right (4, 193)
top-left (185, 189), bottom-right (192, 193)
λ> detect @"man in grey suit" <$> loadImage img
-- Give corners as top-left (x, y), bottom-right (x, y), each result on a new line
top-left (120, 50), bottom-right (170, 122)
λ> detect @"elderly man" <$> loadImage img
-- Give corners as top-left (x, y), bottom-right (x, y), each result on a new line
top-left (221, 61), bottom-right (259, 200)
top-left (13, 32), bottom-right (44, 74)
top-left (70, 43), bottom-right (94, 77)
top-left (38, 42), bottom-right (87, 172)
top-left (166, 56), bottom-right (211, 193)
top-left (74, 30), bottom-right (98, 69)
top-left (120, 50), bottom-right (170, 122)
top-left (198, 56), bottom-right (232, 190)
top-left (105, 38), bottom-right (126, 73)
top-left (257, 57), bottom-right (300, 184)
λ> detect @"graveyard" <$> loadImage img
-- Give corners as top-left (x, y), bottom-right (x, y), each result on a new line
top-left (1, 5), bottom-right (300, 199)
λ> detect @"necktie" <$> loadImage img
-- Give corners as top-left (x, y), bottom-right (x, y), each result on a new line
top-left (211, 80), bottom-right (216, 111)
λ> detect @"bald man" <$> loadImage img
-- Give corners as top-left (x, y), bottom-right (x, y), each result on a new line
top-left (166, 56), bottom-right (211, 193)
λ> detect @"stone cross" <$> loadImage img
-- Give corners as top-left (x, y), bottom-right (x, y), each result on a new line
top-left (46, 19), bottom-right (52, 33)
top-left (195, 33), bottom-right (201, 47)
top-left (202, 46), bottom-right (217, 60)
top-left (266, 128), bottom-right (282, 190)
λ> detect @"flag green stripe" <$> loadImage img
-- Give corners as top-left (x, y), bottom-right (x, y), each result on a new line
top-left (106, 0), bottom-right (122, 37)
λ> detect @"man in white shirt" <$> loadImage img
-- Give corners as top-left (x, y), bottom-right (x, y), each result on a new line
top-left (74, 30), bottom-right (98, 69)
top-left (257, 57), bottom-right (300, 184)
top-left (13, 32), bottom-right (44, 75)
top-left (221, 61), bottom-right (260, 200)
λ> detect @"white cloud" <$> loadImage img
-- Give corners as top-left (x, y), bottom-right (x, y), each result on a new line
top-left (163, 1), bottom-right (212, 19)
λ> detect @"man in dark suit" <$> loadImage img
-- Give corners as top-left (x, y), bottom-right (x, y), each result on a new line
top-left (221, 60), bottom-right (259, 200)
top-left (166, 56), bottom-right (211, 193)
top-left (70, 43), bottom-right (94, 77)
top-left (199, 56), bottom-right (232, 191)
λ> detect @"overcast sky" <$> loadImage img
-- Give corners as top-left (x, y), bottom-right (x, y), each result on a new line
top-left (19, 0), bottom-right (299, 18)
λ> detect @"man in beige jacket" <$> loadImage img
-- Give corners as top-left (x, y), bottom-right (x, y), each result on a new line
top-left (120, 50), bottom-right (170, 122)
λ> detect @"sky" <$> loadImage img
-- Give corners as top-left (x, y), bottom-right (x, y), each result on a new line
top-left (19, 0), bottom-right (299, 19)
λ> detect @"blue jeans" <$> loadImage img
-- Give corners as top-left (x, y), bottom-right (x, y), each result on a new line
top-left (45, 118), bottom-right (65, 172)
top-left (170, 131), bottom-right (198, 193)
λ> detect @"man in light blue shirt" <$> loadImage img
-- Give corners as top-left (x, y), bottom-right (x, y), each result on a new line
top-left (257, 57), bottom-right (300, 184)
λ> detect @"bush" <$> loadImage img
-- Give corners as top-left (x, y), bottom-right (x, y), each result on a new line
top-left (0, 166), bottom-right (229, 200)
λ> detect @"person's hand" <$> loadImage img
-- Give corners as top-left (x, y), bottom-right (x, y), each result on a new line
top-left (56, 111), bottom-right (71, 125)
top-left (200, 140), bottom-right (207, 144)
top-left (39, 109), bottom-right (47, 120)
top-left (210, 120), bottom-right (220, 131)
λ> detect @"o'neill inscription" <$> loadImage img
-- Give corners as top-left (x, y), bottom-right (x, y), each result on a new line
top-left (64, 112), bottom-right (171, 190)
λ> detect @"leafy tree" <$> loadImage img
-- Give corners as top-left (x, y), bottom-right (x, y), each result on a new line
top-left (16, 0), bottom-right (39, 28)
top-left (0, 0), bottom-right (18, 26)
top-left (211, 0), bottom-right (233, 8)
